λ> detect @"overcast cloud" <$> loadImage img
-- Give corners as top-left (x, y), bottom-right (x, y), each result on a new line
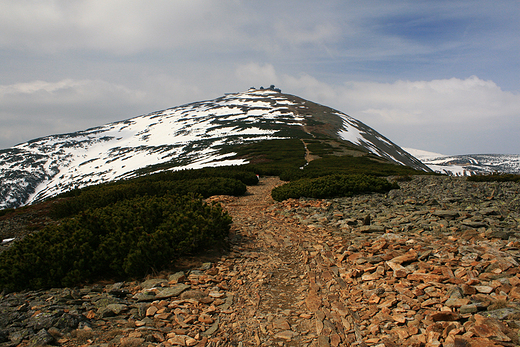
top-left (1, 0), bottom-right (519, 154)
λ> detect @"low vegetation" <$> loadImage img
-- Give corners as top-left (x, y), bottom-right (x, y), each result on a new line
top-left (0, 138), bottom-right (433, 291)
top-left (0, 167), bottom-right (253, 291)
top-left (51, 176), bottom-right (247, 219)
top-left (271, 174), bottom-right (399, 201)
top-left (0, 208), bottom-right (15, 218)
top-left (279, 155), bottom-right (425, 181)
top-left (0, 195), bottom-right (231, 291)
top-left (467, 173), bottom-right (520, 183)
top-left (229, 138), bottom-right (427, 179)
top-left (229, 138), bottom-right (308, 176)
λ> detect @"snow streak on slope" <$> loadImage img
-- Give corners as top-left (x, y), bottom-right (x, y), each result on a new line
top-left (427, 154), bottom-right (520, 175)
top-left (0, 89), bottom-right (303, 208)
top-left (336, 113), bottom-right (428, 170)
top-left (0, 88), bottom-right (429, 209)
top-left (403, 148), bottom-right (447, 161)
top-left (404, 148), bottom-right (520, 175)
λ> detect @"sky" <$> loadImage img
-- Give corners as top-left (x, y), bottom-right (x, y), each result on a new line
top-left (1, 0), bottom-right (519, 155)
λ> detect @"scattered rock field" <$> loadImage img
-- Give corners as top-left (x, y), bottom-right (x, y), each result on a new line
top-left (1, 175), bottom-right (520, 347)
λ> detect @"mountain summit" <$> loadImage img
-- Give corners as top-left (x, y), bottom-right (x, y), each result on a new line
top-left (0, 88), bottom-right (429, 209)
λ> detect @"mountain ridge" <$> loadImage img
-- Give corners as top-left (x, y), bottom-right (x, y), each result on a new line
top-left (405, 148), bottom-right (520, 175)
top-left (0, 88), bottom-right (429, 209)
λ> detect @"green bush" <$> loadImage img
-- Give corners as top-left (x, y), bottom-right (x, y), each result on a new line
top-left (271, 174), bottom-right (399, 201)
top-left (231, 139), bottom-right (307, 176)
top-left (0, 195), bottom-right (231, 291)
top-left (279, 156), bottom-right (426, 181)
top-left (134, 167), bottom-right (259, 186)
top-left (467, 173), bottom-right (520, 183)
top-left (51, 177), bottom-right (246, 218)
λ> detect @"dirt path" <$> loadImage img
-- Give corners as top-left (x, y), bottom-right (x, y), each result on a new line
top-left (215, 177), bottom-right (351, 347)
top-left (214, 177), bottom-right (520, 347)
top-left (300, 139), bottom-right (320, 163)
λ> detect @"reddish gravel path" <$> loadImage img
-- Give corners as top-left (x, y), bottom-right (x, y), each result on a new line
top-left (213, 177), bottom-right (520, 346)
top-left (216, 177), bottom-right (357, 346)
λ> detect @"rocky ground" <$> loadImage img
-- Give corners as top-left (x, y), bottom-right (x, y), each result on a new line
top-left (1, 175), bottom-right (520, 347)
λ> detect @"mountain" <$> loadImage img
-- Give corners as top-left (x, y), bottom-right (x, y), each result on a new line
top-left (405, 148), bottom-right (520, 175)
top-left (0, 87), bottom-right (429, 209)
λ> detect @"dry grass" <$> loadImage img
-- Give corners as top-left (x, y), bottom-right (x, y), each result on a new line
top-left (70, 328), bottom-right (97, 344)
top-left (120, 337), bottom-right (146, 347)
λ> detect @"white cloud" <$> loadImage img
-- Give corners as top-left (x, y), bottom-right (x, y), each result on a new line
top-left (0, 79), bottom-right (142, 147)
top-left (0, 0), bottom-right (518, 156)
top-left (282, 74), bottom-right (339, 101)
top-left (275, 70), bottom-right (520, 154)
top-left (235, 63), bottom-right (279, 87)
top-left (282, 74), bottom-right (520, 127)
top-left (0, 79), bottom-right (145, 105)
top-left (273, 20), bottom-right (340, 46)
top-left (354, 77), bottom-right (517, 125)
top-left (1, 70), bottom-right (519, 155)
top-left (0, 0), bottom-right (251, 54)
top-left (0, 1), bottom-right (352, 57)
top-left (0, 77), bottom-right (204, 148)
top-left (0, 77), bottom-right (206, 109)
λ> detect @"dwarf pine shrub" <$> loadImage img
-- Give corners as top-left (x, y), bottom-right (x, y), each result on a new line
top-left (0, 195), bottom-right (231, 291)
top-left (51, 177), bottom-right (246, 218)
top-left (271, 174), bottom-right (399, 201)
top-left (467, 173), bottom-right (520, 183)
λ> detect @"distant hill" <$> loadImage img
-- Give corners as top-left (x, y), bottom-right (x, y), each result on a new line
top-left (405, 148), bottom-right (520, 175)
top-left (0, 87), bottom-right (430, 209)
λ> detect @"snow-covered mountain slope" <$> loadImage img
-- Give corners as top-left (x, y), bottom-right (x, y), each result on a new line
top-left (0, 88), bottom-right (428, 209)
top-left (405, 148), bottom-right (520, 175)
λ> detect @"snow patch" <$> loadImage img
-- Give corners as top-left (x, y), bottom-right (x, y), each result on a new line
top-left (403, 148), bottom-right (447, 160)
